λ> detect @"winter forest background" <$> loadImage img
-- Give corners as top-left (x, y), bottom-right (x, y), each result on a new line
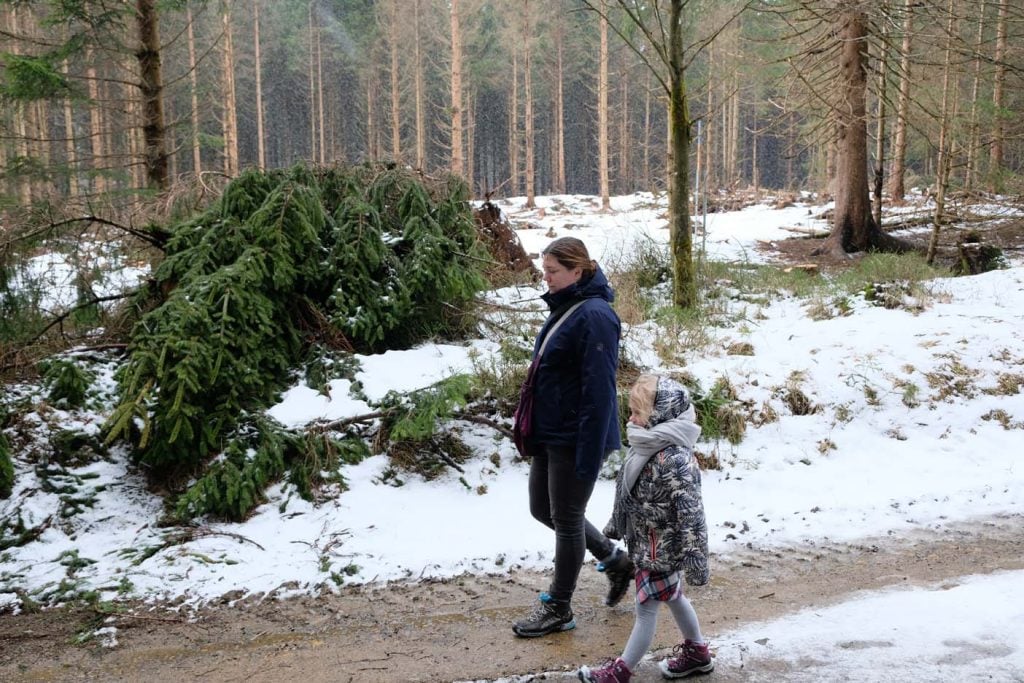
top-left (1, 0), bottom-right (1021, 205)
top-left (2, 4), bottom-right (1024, 678)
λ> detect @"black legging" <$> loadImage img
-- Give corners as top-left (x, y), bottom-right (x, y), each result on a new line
top-left (528, 443), bottom-right (616, 603)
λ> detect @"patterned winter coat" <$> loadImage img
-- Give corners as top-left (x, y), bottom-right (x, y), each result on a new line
top-left (606, 377), bottom-right (710, 586)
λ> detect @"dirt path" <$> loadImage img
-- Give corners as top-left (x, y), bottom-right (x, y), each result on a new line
top-left (2, 515), bottom-right (1021, 683)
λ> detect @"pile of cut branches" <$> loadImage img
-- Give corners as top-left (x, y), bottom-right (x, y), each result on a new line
top-left (105, 164), bottom-right (488, 519)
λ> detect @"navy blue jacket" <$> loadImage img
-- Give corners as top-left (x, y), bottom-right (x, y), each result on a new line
top-left (529, 266), bottom-right (621, 481)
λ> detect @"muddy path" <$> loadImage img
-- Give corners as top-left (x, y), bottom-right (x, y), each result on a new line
top-left (2, 515), bottom-right (1022, 683)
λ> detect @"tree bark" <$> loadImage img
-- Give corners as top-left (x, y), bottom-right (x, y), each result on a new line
top-left (85, 48), bottom-right (106, 195)
top-left (467, 87), bottom-right (476, 190)
top-left (389, 0), bottom-right (401, 162)
top-left (965, 0), bottom-right (987, 192)
top-left (221, 0), bottom-right (239, 176)
top-left (254, 0), bottom-right (266, 169)
top-left (887, 0), bottom-right (913, 203)
top-left (667, 0), bottom-right (695, 308)
top-left (988, 0), bottom-right (1008, 190)
top-left (308, 1), bottom-right (317, 162)
top-left (509, 47), bottom-right (519, 195)
top-left (643, 69), bottom-right (652, 190)
top-left (449, 0), bottom-right (465, 177)
top-left (619, 76), bottom-right (629, 193)
top-left (10, 7), bottom-right (33, 203)
top-left (62, 54), bottom-right (78, 197)
top-left (136, 0), bottom-right (168, 189)
top-left (926, 0), bottom-right (958, 264)
top-left (815, 8), bottom-right (911, 257)
top-left (524, 0), bottom-right (535, 208)
top-left (598, 0), bottom-right (610, 211)
top-left (727, 73), bottom-right (739, 188)
top-left (704, 42), bottom-right (716, 192)
top-left (554, 16), bottom-right (567, 194)
top-left (316, 20), bottom-right (325, 164)
top-left (187, 3), bottom-right (202, 176)
top-left (413, 0), bottom-right (426, 169)
top-left (872, 9), bottom-right (888, 229)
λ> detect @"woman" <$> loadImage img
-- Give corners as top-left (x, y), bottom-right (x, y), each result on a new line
top-left (512, 236), bottom-right (634, 638)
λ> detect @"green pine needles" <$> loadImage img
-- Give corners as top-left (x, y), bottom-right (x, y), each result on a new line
top-left (105, 164), bottom-right (487, 517)
top-left (0, 431), bottom-right (13, 499)
top-left (40, 359), bottom-right (94, 409)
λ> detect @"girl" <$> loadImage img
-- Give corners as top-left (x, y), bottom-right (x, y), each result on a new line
top-left (578, 374), bottom-right (713, 681)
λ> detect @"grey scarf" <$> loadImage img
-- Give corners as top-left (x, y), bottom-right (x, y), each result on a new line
top-left (621, 406), bottom-right (701, 493)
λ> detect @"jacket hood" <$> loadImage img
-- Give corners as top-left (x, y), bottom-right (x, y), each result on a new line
top-left (648, 376), bottom-right (693, 428)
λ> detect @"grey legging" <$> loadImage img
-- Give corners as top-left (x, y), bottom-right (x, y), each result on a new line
top-left (528, 443), bottom-right (616, 603)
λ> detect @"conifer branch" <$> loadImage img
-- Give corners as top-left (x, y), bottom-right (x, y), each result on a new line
top-left (452, 412), bottom-right (514, 440)
top-left (46, 215), bottom-right (169, 250)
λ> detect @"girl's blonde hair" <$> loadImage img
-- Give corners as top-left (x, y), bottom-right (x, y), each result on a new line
top-left (629, 373), bottom-right (658, 425)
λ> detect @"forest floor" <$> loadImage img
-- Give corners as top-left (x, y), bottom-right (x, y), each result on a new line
top-left (3, 223), bottom-right (1024, 683)
top-left (758, 212), bottom-right (1024, 271)
top-left (1, 515), bottom-right (1021, 682)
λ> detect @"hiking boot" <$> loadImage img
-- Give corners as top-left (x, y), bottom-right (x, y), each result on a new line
top-left (578, 657), bottom-right (632, 682)
top-left (659, 640), bottom-right (714, 679)
top-left (597, 548), bottom-right (634, 607)
top-left (512, 592), bottom-right (575, 637)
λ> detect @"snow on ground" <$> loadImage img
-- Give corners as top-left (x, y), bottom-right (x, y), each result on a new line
top-left (2, 191), bottom-right (1023, 680)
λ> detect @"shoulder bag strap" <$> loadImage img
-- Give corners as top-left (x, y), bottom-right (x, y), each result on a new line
top-left (536, 300), bottom-right (586, 358)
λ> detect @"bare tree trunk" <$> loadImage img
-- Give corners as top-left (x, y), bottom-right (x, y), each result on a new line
top-left (136, 0), bottom-right (168, 189)
top-left (449, 0), bottom-right (464, 177)
top-left (598, 0), bottom-right (610, 211)
top-left (9, 7), bottom-right (32, 203)
top-left (86, 49), bottom-right (106, 195)
top-left (127, 91), bottom-right (144, 189)
top-left (926, 0), bottom-right (958, 264)
top-left (524, 0), bottom-right (535, 208)
top-left (221, 0), bottom-right (239, 176)
top-left (35, 100), bottom-right (50, 197)
top-left (389, 0), bottom-right (401, 162)
top-left (62, 55), bottom-right (79, 196)
top-left (667, 0), bottom-right (694, 308)
top-left (187, 3), bottom-right (202, 176)
top-left (366, 77), bottom-right (379, 161)
top-left (254, 0), bottom-right (266, 169)
top-left (823, 136), bottom-right (835, 200)
top-left (308, 1), bottom-right (317, 162)
top-left (642, 70), bottom-right (652, 190)
top-left (665, 102), bottom-right (671, 192)
top-left (817, 9), bottom-right (910, 257)
top-left (619, 76), bottom-right (629, 193)
top-left (509, 47), bottom-right (519, 195)
top-left (872, 10), bottom-right (888, 229)
top-left (720, 81), bottom-right (728, 187)
top-left (554, 18), bottom-right (567, 194)
top-left (887, 0), bottom-right (913, 203)
top-left (467, 89), bottom-right (477, 191)
top-left (316, 22), bottom-right (325, 165)
top-left (965, 0), bottom-right (987, 192)
top-left (751, 112), bottom-right (759, 193)
top-left (988, 0), bottom-right (1008, 190)
top-left (704, 42), bottom-right (715, 192)
top-left (413, 0), bottom-right (426, 170)
top-left (729, 79), bottom-right (740, 188)
top-left (0, 6), bottom-right (7, 198)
